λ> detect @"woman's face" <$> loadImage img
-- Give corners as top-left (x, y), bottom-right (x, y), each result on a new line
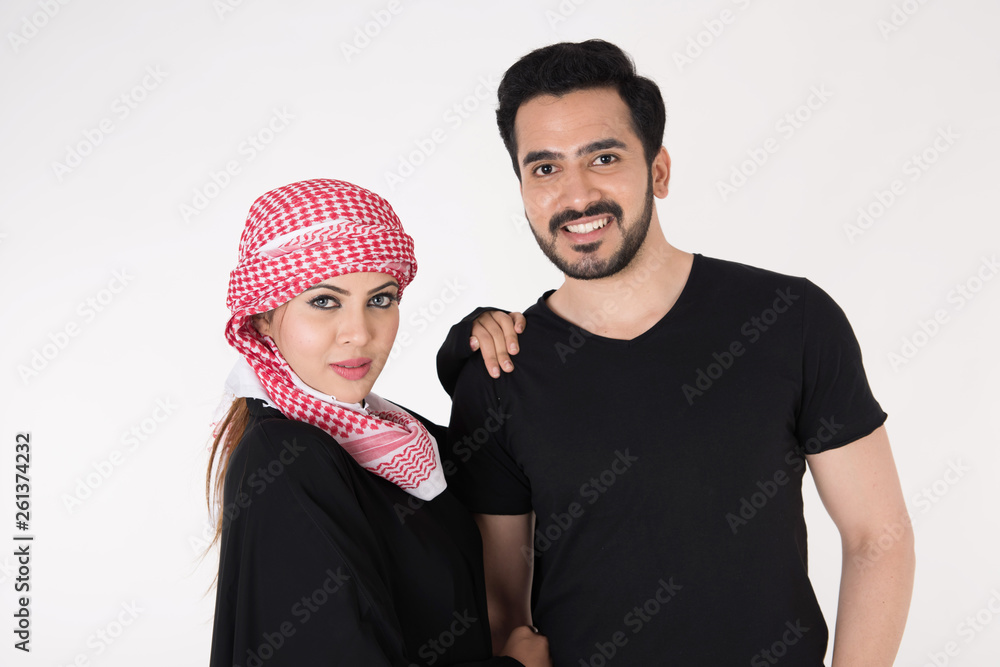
top-left (255, 272), bottom-right (400, 404)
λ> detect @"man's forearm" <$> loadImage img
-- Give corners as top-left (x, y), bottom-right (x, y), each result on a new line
top-left (474, 513), bottom-right (535, 654)
top-left (831, 517), bottom-right (915, 666)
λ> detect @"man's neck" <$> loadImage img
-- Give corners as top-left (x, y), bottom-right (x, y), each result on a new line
top-left (546, 228), bottom-right (693, 341)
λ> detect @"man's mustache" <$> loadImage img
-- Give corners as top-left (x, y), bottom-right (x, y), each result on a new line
top-left (549, 200), bottom-right (624, 234)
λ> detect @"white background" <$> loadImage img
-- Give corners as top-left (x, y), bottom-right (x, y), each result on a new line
top-left (1, 0), bottom-right (998, 665)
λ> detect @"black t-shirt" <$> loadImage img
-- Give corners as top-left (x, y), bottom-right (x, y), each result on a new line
top-left (209, 398), bottom-right (521, 667)
top-left (438, 254), bottom-right (887, 666)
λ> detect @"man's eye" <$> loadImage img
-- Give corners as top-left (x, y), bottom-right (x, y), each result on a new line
top-left (533, 164), bottom-right (555, 176)
top-left (594, 154), bottom-right (617, 165)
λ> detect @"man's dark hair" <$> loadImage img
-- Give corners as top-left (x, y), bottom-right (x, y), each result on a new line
top-left (496, 39), bottom-right (666, 178)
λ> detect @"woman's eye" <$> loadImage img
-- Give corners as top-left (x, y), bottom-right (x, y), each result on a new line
top-left (369, 294), bottom-right (398, 308)
top-left (309, 295), bottom-right (338, 309)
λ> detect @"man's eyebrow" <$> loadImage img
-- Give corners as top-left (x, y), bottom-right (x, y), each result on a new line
top-left (522, 149), bottom-right (563, 167)
top-left (577, 138), bottom-right (626, 156)
top-left (521, 139), bottom-right (628, 168)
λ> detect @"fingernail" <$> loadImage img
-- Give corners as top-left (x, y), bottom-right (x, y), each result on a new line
top-left (490, 367), bottom-right (500, 378)
top-left (503, 360), bottom-right (513, 371)
top-left (470, 337), bottom-right (479, 351)
top-left (509, 343), bottom-right (519, 353)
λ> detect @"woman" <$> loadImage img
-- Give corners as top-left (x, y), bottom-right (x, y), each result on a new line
top-left (207, 179), bottom-right (548, 666)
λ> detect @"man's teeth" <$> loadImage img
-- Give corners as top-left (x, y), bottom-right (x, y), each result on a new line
top-left (565, 217), bottom-right (610, 234)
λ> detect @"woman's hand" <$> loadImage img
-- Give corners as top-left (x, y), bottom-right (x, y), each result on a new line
top-left (500, 625), bottom-right (551, 667)
top-left (471, 311), bottom-right (526, 378)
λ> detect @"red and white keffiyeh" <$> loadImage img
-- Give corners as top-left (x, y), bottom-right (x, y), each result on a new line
top-left (224, 179), bottom-right (445, 500)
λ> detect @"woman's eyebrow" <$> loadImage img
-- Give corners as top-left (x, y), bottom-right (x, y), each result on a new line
top-left (305, 283), bottom-right (349, 295)
top-left (368, 281), bottom-right (399, 294)
top-left (304, 281), bottom-right (399, 296)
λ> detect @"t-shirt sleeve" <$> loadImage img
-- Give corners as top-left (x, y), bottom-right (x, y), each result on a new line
top-left (437, 307), bottom-right (508, 397)
top-left (210, 421), bottom-right (521, 667)
top-left (794, 279), bottom-right (888, 454)
top-left (445, 357), bottom-right (533, 515)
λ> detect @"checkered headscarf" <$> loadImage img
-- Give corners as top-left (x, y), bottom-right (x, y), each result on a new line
top-left (225, 179), bottom-right (445, 500)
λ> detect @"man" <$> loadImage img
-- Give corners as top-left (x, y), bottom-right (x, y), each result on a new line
top-left (437, 40), bottom-right (913, 665)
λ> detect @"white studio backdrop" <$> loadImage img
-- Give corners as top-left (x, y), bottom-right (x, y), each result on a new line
top-left (0, 0), bottom-right (997, 665)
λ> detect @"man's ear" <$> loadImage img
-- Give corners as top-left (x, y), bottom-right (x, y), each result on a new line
top-left (652, 146), bottom-right (671, 198)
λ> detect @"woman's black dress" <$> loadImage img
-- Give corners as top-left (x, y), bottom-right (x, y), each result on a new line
top-left (209, 398), bottom-right (521, 666)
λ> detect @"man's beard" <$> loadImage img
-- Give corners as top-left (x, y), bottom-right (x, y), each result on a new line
top-left (528, 172), bottom-right (655, 281)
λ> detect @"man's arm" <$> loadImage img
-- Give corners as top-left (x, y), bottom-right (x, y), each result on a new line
top-left (807, 425), bottom-right (915, 666)
top-left (474, 513), bottom-right (535, 655)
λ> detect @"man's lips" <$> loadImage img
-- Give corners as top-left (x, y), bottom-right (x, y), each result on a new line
top-left (330, 358), bottom-right (372, 381)
top-left (560, 214), bottom-right (615, 242)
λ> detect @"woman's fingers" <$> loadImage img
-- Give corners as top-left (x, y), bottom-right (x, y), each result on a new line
top-left (470, 311), bottom-right (525, 378)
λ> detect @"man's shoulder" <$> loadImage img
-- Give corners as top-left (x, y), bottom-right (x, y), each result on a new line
top-left (520, 289), bottom-right (555, 319)
top-left (691, 254), bottom-right (819, 305)
top-left (695, 253), bottom-right (809, 287)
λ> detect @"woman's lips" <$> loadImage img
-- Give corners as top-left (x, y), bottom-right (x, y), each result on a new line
top-left (330, 358), bottom-right (372, 381)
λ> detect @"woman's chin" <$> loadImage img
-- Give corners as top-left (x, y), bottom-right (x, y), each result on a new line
top-left (306, 367), bottom-right (382, 404)
top-left (333, 379), bottom-right (379, 405)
